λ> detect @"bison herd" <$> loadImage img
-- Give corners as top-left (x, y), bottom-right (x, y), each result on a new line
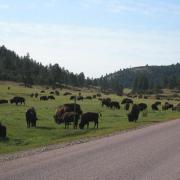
top-left (0, 89), bottom-right (180, 140)
top-left (53, 104), bottom-right (101, 129)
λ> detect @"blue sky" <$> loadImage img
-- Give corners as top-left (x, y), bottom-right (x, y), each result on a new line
top-left (0, 0), bottom-right (180, 77)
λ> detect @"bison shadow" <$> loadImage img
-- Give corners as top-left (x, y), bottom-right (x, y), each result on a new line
top-left (36, 126), bottom-right (56, 130)
top-left (0, 137), bottom-right (9, 143)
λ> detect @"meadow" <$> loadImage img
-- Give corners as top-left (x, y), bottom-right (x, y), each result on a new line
top-left (0, 81), bottom-right (180, 154)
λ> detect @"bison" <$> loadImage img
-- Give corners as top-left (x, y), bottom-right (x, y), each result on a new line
top-left (162, 102), bottom-right (174, 110)
top-left (30, 93), bottom-right (34, 98)
top-left (70, 96), bottom-right (76, 100)
top-left (48, 95), bottom-right (55, 100)
top-left (0, 123), bottom-right (6, 139)
top-left (55, 112), bottom-right (80, 129)
top-left (102, 98), bottom-right (111, 108)
top-left (77, 96), bottom-right (83, 101)
top-left (54, 103), bottom-right (83, 123)
top-left (26, 107), bottom-right (38, 128)
top-left (138, 103), bottom-right (147, 111)
top-left (40, 96), bottom-right (48, 101)
top-left (55, 90), bottom-right (60, 96)
top-left (110, 101), bottom-right (120, 109)
top-left (10, 97), bottom-right (25, 105)
top-left (64, 92), bottom-right (72, 96)
top-left (121, 98), bottom-right (133, 105)
top-left (79, 112), bottom-right (101, 129)
top-left (151, 101), bottom-right (161, 111)
top-left (85, 96), bottom-right (92, 100)
top-left (128, 104), bottom-right (140, 122)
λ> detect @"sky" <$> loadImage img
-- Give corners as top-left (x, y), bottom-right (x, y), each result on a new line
top-left (0, 0), bottom-right (180, 78)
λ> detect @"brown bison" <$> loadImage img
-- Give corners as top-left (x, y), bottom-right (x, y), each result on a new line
top-left (48, 95), bottom-right (55, 100)
top-left (121, 98), bottom-right (133, 104)
top-left (40, 96), bottom-right (48, 101)
top-left (10, 97), bottom-right (25, 105)
top-left (110, 101), bottom-right (120, 109)
top-left (55, 112), bottom-right (80, 129)
top-left (79, 112), bottom-right (101, 129)
top-left (54, 104), bottom-right (82, 124)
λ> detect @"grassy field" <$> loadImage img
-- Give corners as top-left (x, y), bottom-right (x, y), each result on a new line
top-left (0, 81), bottom-right (180, 154)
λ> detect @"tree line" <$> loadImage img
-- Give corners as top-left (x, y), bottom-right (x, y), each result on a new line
top-left (0, 45), bottom-right (180, 93)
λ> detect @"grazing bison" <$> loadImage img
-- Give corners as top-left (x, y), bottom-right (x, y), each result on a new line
top-left (79, 112), bottom-right (101, 129)
top-left (138, 103), bottom-right (147, 111)
top-left (85, 96), bottom-right (92, 100)
top-left (0, 100), bottom-right (8, 104)
top-left (93, 95), bottom-right (97, 99)
top-left (35, 93), bottom-right (39, 98)
top-left (162, 102), bottom-right (174, 110)
top-left (30, 93), bottom-right (34, 98)
top-left (77, 96), bottom-right (83, 101)
top-left (70, 96), bottom-right (76, 100)
top-left (151, 101), bottom-right (161, 111)
top-left (128, 104), bottom-right (140, 122)
top-left (40, 96), bottom-right (48, 101)
top-left (64, 92), bottom-right (72, 96)
top-left (97, 93), bottom-right (101, 97)
top-left (121, 98), bottom-right (133, 104)
top-left (26, 107), bottom-right (38, 128)
top-left (55, 112), bottom-right (80, 129)
top-left (0, 123), bottom-right (6, 139)
top-left (50, 91), bottom-right (54, 94)
top-left (48, 95), bottom-right (55, 100)
top-left (54, 103), bottom-right (83, 123)
top-left (10, 97), bottom-right (25, 105)
top-left (55, 90), bottom-right (60, 96)
top-left (152, 103), bottom-right (159, 111)
top-left (110, 101), bottom-right (120, 109)
top-left (40, 90), bottom-right (45, 93)
top-left (102, 98), bottom-right (111, 108)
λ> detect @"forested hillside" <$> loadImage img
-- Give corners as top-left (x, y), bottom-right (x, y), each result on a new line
top-left (0, 45), bottom-right (87, 87)
top-left (0, 45), bottom-right (180, 92)
top-left (94, 64), bottom-right (180, 92)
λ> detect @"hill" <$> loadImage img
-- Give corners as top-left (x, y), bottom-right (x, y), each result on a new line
top-left (0, 45), bottom-right (87, 87)
top-left (93, 64), bottom-right (180, 93)
top-left (0, 45), bottom-right (180, 92)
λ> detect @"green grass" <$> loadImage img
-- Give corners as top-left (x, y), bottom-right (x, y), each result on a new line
top-left (0, 81), bottom-right (180, 154)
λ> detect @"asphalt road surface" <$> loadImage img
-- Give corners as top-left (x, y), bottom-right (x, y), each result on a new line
top-left (1, 119), bottom-right (180, 180)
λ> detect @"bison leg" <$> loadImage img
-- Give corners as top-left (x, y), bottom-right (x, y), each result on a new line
top-left (26, 119), bottom-right (30, 128)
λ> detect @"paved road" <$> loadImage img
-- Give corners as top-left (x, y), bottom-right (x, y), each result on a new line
top-left (1, 120), bottom-right (180, 180)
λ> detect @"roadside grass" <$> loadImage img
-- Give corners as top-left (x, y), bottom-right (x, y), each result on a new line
top-left (0, 82), bottom-right (179, 154)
